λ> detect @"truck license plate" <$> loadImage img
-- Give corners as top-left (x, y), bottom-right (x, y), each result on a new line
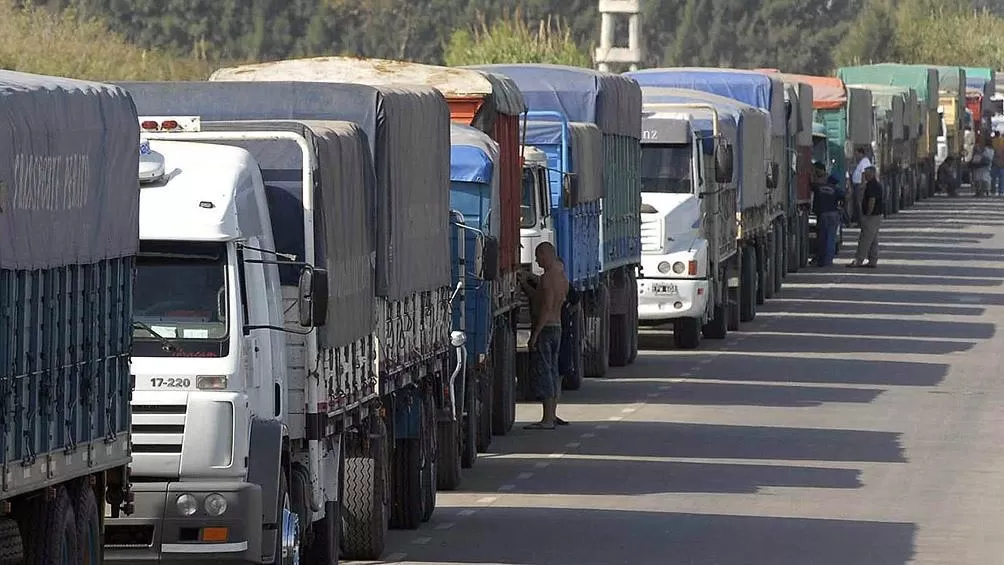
top-left (652, 283), bottom-right (678, 296)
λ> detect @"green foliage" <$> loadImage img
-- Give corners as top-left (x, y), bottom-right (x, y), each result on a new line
top-left (444, 10), bottom-right (591, 67)
top-left (0, 2), bottom-right (214, 80)
top-left (835, 0), bottom-right (1004, 70)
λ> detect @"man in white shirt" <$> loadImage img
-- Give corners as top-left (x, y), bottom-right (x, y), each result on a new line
top-left (850, 147), bottom-right (872, 226)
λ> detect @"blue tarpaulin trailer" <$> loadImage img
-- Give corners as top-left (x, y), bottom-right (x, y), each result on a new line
top-left (472, 63), bottom-right (643, 375)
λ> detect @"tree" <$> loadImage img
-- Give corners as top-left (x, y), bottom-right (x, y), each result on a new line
top-left (443, 9), bottom-right (592, 67)
top-left (0, 2), bottom-right (212, 80)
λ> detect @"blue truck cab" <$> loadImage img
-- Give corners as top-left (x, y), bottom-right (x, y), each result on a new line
top-left (474, 63), bottom-right (644, 381)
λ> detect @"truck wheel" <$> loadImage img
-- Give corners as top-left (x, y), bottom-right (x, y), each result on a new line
top-left (515, 351), bottom-right (534, 402)
top-left (756, 241), bottom-right (769, 304)
top-left (74, 480), bottom-right (101, 565)
top-left (561, 306), bottom-right (585, 391)
top-left (0, 518), bottom-right (22, 564)
top-left (762, 236), bottom-right (775, 300)
top-left (673, 317), bottom-right (701, 350)
top-left (389, 437), bottom-right (422, 529)
top-left (25, 486), bottom-right (79, 565)
top-left (341, 453), bottom-right (387, 559)
top-left (702, 302), bottom-right (728, 340)
top-left (740, 247), bottom-right (757, 323)
top-left (307, 443), bottom-right (341, 564)
top-left (491, 318), bottom-right (516, 435)
top-left (627, 271), bottom-right (639, 364)
top-left (583, 284), bottom-right (610, 378)
top-left (799, 214), bottom-right (810, 268)
top-left (461, 367), bottom-right (478, 469)
top-left (476, 366), bottom-right (493, 453)
top-left (773, 228), bottom-right (784, 294)
top-left (420, 387), bottom-right (437, 522)
top-left (437, 419), bottom-right (462, 490)
top-left (276, 473), bottom-right (303, 565)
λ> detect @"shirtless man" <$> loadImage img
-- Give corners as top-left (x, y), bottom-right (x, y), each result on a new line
top-left (517, 242), bottom-right (569, 430)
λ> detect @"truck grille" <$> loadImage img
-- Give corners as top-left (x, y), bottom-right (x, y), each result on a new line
top-left (641, 217), bottom-right (663, 254)
top-left (130, 399), bottom-right (185, 477)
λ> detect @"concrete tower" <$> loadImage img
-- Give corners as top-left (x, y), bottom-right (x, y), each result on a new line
top-left (594, 0), bottom-right (642, 72)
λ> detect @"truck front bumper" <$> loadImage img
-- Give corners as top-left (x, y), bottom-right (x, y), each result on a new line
top-left (638, 278), bottom-right (708, 322)
top-left (104, 481), bottom-right (263, 564)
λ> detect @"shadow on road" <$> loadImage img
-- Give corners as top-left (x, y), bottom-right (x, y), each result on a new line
top-left (778, 285), bottom-right (1004, 306)
top-left (402, 507), bottom-right (916, 565)
top-left (500, 420), bottom-right (906, 463)
top-left (557, 379), bottom-right (883, 407)
top-left (461, 456), bottom-right (863, 495)
top-left (641, 331), bottom-right (975, 355)
top-left (768, 299), bottom-right (983, 317)
top-left (797, 263), bottom-right (1004, 278)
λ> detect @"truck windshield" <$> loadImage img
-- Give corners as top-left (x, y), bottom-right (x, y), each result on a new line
top-left (641, 144), bottom-right (693, 194)
top-left (521, 168), bottom-right (537, 228)
top-left (133, 240), bottom-right (230, 358)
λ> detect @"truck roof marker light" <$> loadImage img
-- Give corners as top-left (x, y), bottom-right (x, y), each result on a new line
top-left (137, 116), bottom-right (202, 133)
top-left (140, 120), bottom-right (159, 131)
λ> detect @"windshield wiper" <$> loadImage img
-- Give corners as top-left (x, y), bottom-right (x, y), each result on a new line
top-left (132, 320), bottom-right (186, 354)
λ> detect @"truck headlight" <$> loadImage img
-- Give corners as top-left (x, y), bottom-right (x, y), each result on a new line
top-left (658, 261), bottom-right (671, 274)
top-left (672, 262), bottom-right (686, 274)
top-left (176, 493), bottom-right (198, 517)
top-left (204, 493), bottom-right (228, 516)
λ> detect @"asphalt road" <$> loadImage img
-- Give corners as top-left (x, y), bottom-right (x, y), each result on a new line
top-left (350, 193), bottom-right (1004, 565)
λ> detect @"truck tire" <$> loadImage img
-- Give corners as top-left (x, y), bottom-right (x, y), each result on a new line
top-left (436, 419), bottom-right (462, 490)
top-left (583, 285), bottom-right (610, 378)
top-left (340, 456), bottom-right (387, 560)
top-left (461, 367), bottom-right (478, 469)
top-left (476, 365), bottom-right (493, 453)
top-left (702, 302), bottom-right (728, 340)
top-left (788, 218), bottom-right (800, 274)
top-left (491, 318), bottom-right (516, 435)
top-left (74, 481), bottom-right (101, 565)
top-left (673, 317), bottom-right (701, 350)
top-left (608, 313), bottom-right (629, 368)
top-left (757, 241), bottom-right (769, 304)
top-left (763, 236), bottom-right (775, 300)
top-left (780, 221), bottom-right (790, 277)
top-left (627, 271), bottom-right (639, 364)
top-left (740, 247), bottom-right (757, 323)
top-left (799, 214), bottom-right (810, 268)
top-left (389, 438), bottom-right (422, 530)
top-left (515, 351), bottom-right (534, 402)
top-left (420, 387), bottom-right (437, 522)
top-left (0, 518), bottom-right (22, 564)
top-left (562, 306), bottom-right (585, 391)
top-left (773, 228), bottom-right (784, 294)
top-left (26, 486), bottom-right (79, 565)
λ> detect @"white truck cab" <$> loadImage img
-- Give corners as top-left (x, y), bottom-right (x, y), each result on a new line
top-left (638, 112), bottom-right (710, 334)
top-left (519, 145), bottom-right (554, 275)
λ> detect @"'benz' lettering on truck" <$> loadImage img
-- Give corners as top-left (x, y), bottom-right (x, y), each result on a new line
top-left (642, 130), bottom-right (659, 140)
top-left (9, 153), bottom-right (90, 211)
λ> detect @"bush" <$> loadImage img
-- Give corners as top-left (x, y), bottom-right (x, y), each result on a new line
top-left (444, 9), bottom-right (592, 68)
top-left (0, 2), bottom-right (216, 81)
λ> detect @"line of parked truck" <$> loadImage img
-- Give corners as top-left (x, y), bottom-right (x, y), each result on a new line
top-left (0, 58), bottom-right (995, 564)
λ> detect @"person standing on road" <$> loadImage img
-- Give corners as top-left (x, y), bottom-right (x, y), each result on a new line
top-left (517, 242), bottom-right (569, 430)
top-left (991, 131), bottom-right (1004, 196)
top-left (970, 139), bottom-right (993, 197)
top-left (811, 162), bottom-right (845, 267)
top-left (850, 147), bottom-right (872, 226)
top-left (848, 167), bottom-right (884, 269)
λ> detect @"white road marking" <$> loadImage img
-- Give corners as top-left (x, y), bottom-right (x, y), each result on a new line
top-left (476, 496), bottom-right (497, 504)
top-left (548, 453), bottom-right (565, 459)
top-left (608, 416), bottom-right (624, 421)
top-left (386, 552), bottom-right (408, 561)
top-left (621, 407), bottom-right (636, 413)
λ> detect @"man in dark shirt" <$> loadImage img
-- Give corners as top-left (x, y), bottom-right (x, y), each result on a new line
top-left (848, 167), bottom-right (884, 268)
top-left (811, 162), bottom-right (845, 267)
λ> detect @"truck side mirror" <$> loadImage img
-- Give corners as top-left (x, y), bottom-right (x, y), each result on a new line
top-left (562, 173), bottom-right (579, 208)
top-left (297, 266), bottom-right (329, 328)
top-left (714, 143), bottom-right (734, 184)
top-left (479, 235), bottom-right (499, 281)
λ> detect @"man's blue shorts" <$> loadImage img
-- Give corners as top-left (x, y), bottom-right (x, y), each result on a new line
top-left (531, 325), bottom-right (562, 400)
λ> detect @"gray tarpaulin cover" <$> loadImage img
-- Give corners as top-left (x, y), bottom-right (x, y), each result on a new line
top-left (117, 80), bottom-right (451, 300)
top-left (847, 87), bottom-right (875, 147)
top-left (199, 120), bottom-right (375, 348)
top-left (0, 70), bottom-right (139, 270)
top-left (524, 121), bottom-right (604, 202)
